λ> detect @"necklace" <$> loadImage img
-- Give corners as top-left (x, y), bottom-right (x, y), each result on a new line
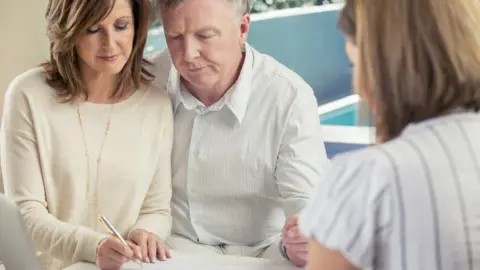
top-left (76, 99), bottom-right (116, 229)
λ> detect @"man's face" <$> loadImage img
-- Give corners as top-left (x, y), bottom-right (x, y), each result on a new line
top-left (161, 0), bottom-right (250, 90)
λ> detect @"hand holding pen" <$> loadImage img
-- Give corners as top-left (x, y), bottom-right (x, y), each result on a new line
top-left (96, 215), bottom-right (144, 269)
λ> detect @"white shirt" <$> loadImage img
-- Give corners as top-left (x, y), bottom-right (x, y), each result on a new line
top-left (300, 111), bottom-right (480, 269)
top-left (150, 44), bottom-right (329, 247)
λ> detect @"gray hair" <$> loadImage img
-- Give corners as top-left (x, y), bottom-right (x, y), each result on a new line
top-left (156, 0), bottom-right (250, 16)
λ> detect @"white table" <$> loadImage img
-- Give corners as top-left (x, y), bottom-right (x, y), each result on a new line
top-left (63, 251), bottom-right (300, 270)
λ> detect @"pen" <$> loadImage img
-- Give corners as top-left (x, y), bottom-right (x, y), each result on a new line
top-left (98, 215), bottom-right (143, 268)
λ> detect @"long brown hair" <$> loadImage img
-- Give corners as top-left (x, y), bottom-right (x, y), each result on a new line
top-left (42, 0), bottom-right (154, 102)
top-left (338, 0), bottom-right (480, 142)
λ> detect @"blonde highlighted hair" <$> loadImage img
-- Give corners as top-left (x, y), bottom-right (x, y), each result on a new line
top-left (42, 0), bottom-right (155, 102)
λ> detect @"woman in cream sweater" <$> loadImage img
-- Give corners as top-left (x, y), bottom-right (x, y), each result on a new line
top-left (1, 0), bottom-right (172, 269)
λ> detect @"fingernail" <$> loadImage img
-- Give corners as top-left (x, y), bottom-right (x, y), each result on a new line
top-left (137, 252), bottom-right (142, 259)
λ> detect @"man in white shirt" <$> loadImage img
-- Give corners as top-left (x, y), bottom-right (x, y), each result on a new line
top-left (150, 0), bottom-right (329, 266)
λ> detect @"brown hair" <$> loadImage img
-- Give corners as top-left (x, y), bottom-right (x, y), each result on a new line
top-left (42, 0), bottom-right (154, 102)
top-left (338, 0), bottom-right (480, 142)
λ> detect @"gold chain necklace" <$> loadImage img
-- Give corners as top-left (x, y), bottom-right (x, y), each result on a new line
top-left (76, 99), bottom-right (116, 229)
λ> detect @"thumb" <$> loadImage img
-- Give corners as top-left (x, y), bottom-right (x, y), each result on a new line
top-left (284, 216), bottom-right (298, 229)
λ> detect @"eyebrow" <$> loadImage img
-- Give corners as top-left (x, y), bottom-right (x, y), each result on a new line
top-left (196, 27), bottom-right (221, 35)
top-left (165, 26), bottom-right (221, 36)
top-left (116, 16), bottom-right (133, 21)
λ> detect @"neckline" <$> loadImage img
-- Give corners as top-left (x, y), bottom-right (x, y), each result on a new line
top-left (402, 109), bottom-right (478, 135)
top-left (78, 84), bottom-right (149, 111)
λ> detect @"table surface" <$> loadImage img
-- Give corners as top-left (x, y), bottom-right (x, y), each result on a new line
top-left (63, 251), bottom-right (300, 270)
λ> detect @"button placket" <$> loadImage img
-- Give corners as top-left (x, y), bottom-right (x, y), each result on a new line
top-left (186, 113), bottom-right (202, 241)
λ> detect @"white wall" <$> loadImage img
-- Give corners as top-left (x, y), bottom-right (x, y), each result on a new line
top-left (0, 0), bottom-right (49, 193)
top-left (0, 0), bottom-right (49, 116)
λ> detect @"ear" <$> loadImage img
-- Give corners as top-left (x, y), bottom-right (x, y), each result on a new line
top-left (239, 14), bottom-right (251, 45)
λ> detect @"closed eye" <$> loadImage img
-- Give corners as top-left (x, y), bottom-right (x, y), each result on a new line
top-left (170, 35), bottom-right (182, 40)
top-left (87, 27), bottom-right (100, 34)
top-left (115, 24), bottom-right (129, 31)
top-left (197, 34), bottom-right (213, 40)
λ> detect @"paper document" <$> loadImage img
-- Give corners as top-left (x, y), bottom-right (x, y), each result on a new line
top-left (121, 252), bottom-right (299, 270)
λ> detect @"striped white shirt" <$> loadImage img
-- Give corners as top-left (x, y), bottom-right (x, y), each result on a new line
top-left (150, 44), bottom-right (329, 248)
top-left (300, 111), bottom-right (480, 269)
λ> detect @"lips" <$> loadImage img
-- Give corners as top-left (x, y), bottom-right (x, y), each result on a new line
top-left (187, 67), bottom-right (205, 72)
top-left (99, 55), bottom-right (118, 61)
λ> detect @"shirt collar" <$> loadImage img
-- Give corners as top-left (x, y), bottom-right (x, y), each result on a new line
top-left (401, 108), bottom-right (475, 136)
top-left (167, 43), bottom-right (254, 124)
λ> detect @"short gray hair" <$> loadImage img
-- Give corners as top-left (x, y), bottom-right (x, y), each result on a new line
top-left (156, 0), bottom-right (250, 16)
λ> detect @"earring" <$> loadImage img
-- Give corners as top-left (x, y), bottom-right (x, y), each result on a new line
top-left (240, 43), bottom-right (246, 52)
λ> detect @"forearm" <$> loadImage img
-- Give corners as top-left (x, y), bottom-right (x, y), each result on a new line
top-left (20, 202), bottom-right (107, 264)
top-left (130, 212), bottom-right (172, 241)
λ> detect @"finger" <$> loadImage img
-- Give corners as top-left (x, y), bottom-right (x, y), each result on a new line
top-left (109, 238), bottom-right (134, 259)
top-left (127, 241), bottom-right (143, 260)
top-left (284, 236), bottom-right (308, 246)
top-left (284, 243), bottom-right (309, 254)
top-left (134, 233), bottom-right (149, 262)
top-left (102, 246), bottom-right (129, 265)
top-left (147, 235), bottom-right (157, 263)
top-left (284, 216), bottom-right (298, 229)
top-left (156, 243), bottom-right (167, 261)
top-left (165, 246), bottom-right (172, 259)
top-left (286, 225), bottom-right (300, 238)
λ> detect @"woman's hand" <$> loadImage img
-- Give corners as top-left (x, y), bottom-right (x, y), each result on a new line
top-left (96, 236), bottom-right (142, 270)
top-left (128, 229), bottom-right (171, 263)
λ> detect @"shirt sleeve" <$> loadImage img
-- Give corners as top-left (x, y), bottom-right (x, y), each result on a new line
top-left (128, 93), bottom-right (173, 241)
top-left (275, 83), bottom-right (330, 217)
top-left (0, 76), bottom-right (107, 264)
top-left (299, 149), bottom-right (393, 268)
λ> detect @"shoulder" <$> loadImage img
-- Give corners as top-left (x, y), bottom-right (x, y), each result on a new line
top-left (327, 145), bottom-right (397, 191)
top-left (140, 83), bottom-right (173, 115)
top-left (250, 47), bottom-right (316, 107)
top-left (145, 49), bottom-right (172, 90)
top-left (298, 145), bottom-right (395, 268)
top-left (4, 67), bottom-right (53, 107)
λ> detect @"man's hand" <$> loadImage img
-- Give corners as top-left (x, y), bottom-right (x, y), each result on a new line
top-left (128, 229), bottom-right (171, 263)
top-left (282, 216), bottom-right (308, 267)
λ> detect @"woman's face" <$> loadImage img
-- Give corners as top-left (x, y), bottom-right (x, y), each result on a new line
top-left (75, 0), bottom-right (135, 76)
top-left (345, 37), bottom-right (361, 96)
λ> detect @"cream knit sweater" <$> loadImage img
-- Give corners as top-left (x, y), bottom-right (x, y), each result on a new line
top-left (1, 67), bottom-right (173, 269)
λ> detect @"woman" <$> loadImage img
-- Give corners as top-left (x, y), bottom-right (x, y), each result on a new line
top-left (1, 0), bottom-right (172, 269)
top-left (300, 0), bottom-right (480, 269)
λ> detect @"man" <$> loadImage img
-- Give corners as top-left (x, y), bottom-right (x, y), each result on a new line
top-left (150, 0), bottom-right (329, 266)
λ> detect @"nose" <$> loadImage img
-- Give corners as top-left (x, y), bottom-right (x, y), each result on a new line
top-left (101, 29), bottom-right (116, 50)
top-left (183, 37), bottom-right (200, 63)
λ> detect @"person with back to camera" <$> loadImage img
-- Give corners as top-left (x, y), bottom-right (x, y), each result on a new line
top-left (300, 0), bottom-right (480, 269)
top-left (1, 0), bottom-right (174, 269)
